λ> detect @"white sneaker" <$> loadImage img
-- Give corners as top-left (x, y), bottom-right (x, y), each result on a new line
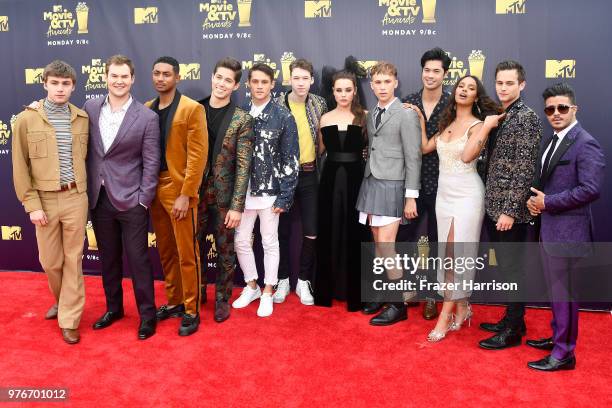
top-left (273, 278), bottom-right (290, 304)
top-left (257, 293), bottom-right (274, 317)
top-left (232, 285), bottom-right (261, 309)
top-left (296, 279), bottom-right (314, 306)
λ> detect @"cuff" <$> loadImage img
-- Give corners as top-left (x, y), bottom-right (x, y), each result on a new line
top-left (404, 189), bottom-right (419, 199)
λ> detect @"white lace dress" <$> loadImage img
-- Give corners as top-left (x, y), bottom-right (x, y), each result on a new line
top-left (435, 120), bottom-right (485, 299)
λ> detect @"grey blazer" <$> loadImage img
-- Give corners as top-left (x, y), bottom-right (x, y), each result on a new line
top-left (364, 98), bottom-right (422, 190)
top-left (83, 96), bottom-right (161, 211)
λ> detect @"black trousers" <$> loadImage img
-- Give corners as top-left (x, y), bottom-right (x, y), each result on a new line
top-left (485, 217), bottom-right (530, 330)
top-left (278, 170), bottom-right (318, 281)
top-left (91, 187), bottom-right (156, 321)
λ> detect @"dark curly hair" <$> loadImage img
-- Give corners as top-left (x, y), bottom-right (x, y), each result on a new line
top-left (438, 75), bottom-right (501, 133)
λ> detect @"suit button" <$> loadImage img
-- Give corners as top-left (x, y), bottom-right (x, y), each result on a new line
top-left (372, 148), bottom-right (376, 151)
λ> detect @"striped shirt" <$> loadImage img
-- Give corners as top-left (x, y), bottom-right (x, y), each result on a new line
top-left (43, 98), bottom-right (74, 184)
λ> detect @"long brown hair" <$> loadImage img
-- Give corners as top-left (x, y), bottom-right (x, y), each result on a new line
top-left (332, 70), bottom-right (366, 128)
top-left (438, 75), bottom-right (501, 133)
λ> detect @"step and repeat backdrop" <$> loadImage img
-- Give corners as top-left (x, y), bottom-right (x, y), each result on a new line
top-left (0, 1), bottom-right (610, 307)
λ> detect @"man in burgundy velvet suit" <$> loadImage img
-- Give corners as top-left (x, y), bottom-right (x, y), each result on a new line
top-left (84, 55), bottom-right (161, 340)
top-left (527, 83), bottom-right (605, 371)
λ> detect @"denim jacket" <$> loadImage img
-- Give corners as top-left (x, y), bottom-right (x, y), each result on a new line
top-left (242, 99), bottom-right (299, 211)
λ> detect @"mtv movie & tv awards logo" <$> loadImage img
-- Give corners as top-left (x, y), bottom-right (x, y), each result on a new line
top-left (0, 118), bottom-right (11, 156)
top-left (179, 64), bottom-right (201, 80)
top-left (43, 2), bottom-right (90, 46)
top-left (305, 1), bottom-right (331, 18)
top-left (378, 0), bottom-right (438, 37)
top-left (496, 0), bottom-right (526, 14)
top-left (0, 15), bottom-right (9, 31)
top-left (199, 0), bottom-right (253, 40)
top-left (134, 7), bottom-right (158, 24)
top-left (443, 50), bottom-right (487, 86)
top-left (545, 60), bottom-right (576, 79)
top-left (25, 68), bottom-right (44, 85)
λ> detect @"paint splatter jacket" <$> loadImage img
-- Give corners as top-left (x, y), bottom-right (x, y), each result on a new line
top-left (242, 100), bottom-right (299, 211)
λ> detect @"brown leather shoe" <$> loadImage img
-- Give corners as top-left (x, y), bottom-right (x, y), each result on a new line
top-left (61, 328), bottom-right (80, 344)
top-left (423, 298), bottom-right (438, 320)
top-left (45, 304), bottom-right (58, 320)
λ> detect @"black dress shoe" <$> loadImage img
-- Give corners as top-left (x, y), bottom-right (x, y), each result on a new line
top-left (479, 327), bottom-right (522, 350)
top-left (138, 319), bottom-right (157, 340)
top-left (526, 337), bottom-right (554, 350)
top-left (362, 302), bottom-right (384, 315)
top-left (370, 303), bottom-right (407, 326)
top-left (178, 313), bottom-right (200, 336)
top-left (92, 311), bottom-right (124, 330)
top-left (480, 320), bottom-right (526, 335)
top-left (156, 304), bottom-right (185, 321)
top-left (528, 355), bottom-right (576, 371)
top-left (214, 300), bottom-right (230, 323)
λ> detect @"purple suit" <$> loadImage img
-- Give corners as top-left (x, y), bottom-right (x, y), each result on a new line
top-left (83, 96), bottom-right (161, 321)
top-left (84, 97), bottom-right (160, 211)
top-left (534, 122), bottom-right (605, 360)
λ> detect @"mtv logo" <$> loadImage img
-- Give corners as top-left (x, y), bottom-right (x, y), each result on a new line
top-left (0, 16), bottom-right (8, 31)
top-left (2, 226), bottom-right (22, 240)
top-left (148, 232), bottom-right (157, 248)
top-left (358, 60), bottom-right (379, 75)
top-left (496, 0), bottom-right (526, 14)
top-left (25, 68), bottom-right (44, 84)
top-left (305, 1), bottom-right (331, 18)
top-left (91, 58), bottom-right (102, 66)
top-left (53, 5), bottom-right (63, 12)
top-left (134, 7), bottom-right (158, 24)
top-left (179, 63), bottom-right (201, 80)
top-left (545, 60), bottom-right (576, 78)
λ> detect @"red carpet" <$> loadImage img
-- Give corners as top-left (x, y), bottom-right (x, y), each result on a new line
top-left (0, 271), bottom-right (610, 407)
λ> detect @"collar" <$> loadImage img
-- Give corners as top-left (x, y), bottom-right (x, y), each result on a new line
top-left (553, 120), bottom-right (578, 142)
top-left (103, 94), bottom-right (133, 113)
top-left (504, 97), bottom-right (522, 113)
top-left (250, 99), bottom-right (271, 118)
top-left (377, 97), bottom-right (397, 111)
top-left (43, 98), bottom-right (70, 113)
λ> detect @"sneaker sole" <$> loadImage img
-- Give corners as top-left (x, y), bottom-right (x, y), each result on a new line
top-left (300, 299), bottom-right (314, 306)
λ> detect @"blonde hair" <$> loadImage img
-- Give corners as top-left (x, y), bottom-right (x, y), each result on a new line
top-left (370, 61), bottom-right (397, 78)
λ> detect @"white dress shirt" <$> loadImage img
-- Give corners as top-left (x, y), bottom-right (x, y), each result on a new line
top-left (99, 95), bottom-right (133, 153)
top-left (541, 120), bottom-right (577, 171)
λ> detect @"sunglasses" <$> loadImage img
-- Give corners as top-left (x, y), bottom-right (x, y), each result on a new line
top-left (544, 104), bottom-right (576, 116)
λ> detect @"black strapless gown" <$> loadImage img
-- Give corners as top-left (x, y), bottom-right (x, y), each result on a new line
top-left (315, 124), bottom-right (368, 311)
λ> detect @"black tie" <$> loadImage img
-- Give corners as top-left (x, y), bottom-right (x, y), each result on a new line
top-left (541, 134), bottom-right (559, 185)
top-left (375, 107), bottom-right (385, 128)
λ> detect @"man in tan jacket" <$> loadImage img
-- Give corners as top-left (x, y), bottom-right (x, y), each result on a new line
top-left (146, 56), bottom-right (207, 336)
top-left (12, 60), bottom-right (89, 344)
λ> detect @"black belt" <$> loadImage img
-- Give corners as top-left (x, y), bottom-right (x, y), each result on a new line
top-left (326, 152), bottom-right (360, 163)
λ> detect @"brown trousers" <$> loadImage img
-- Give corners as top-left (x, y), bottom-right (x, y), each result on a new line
top-left (151, 173), bottom-right (201, 315)
top-left (35, 188), bottom-right (88, 329)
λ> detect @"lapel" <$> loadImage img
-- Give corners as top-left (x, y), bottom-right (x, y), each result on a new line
top-left (375, 98), bottom-right (401, 135)
top-left (213, 102), bottom-right (236, 169)
top-left (150, 91), bottom-right (182, 149)
top-left (90, 96), bottom-right (106, 153)
top-left (105, 99), bottom-right (140, 156)
top-left (542, 123), bottom-right (579, 182)
top-left (534, 132), bottom-right (554, 188)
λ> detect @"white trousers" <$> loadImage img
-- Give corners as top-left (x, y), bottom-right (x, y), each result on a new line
top-left (234, 206), bottom-right (280, 286)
